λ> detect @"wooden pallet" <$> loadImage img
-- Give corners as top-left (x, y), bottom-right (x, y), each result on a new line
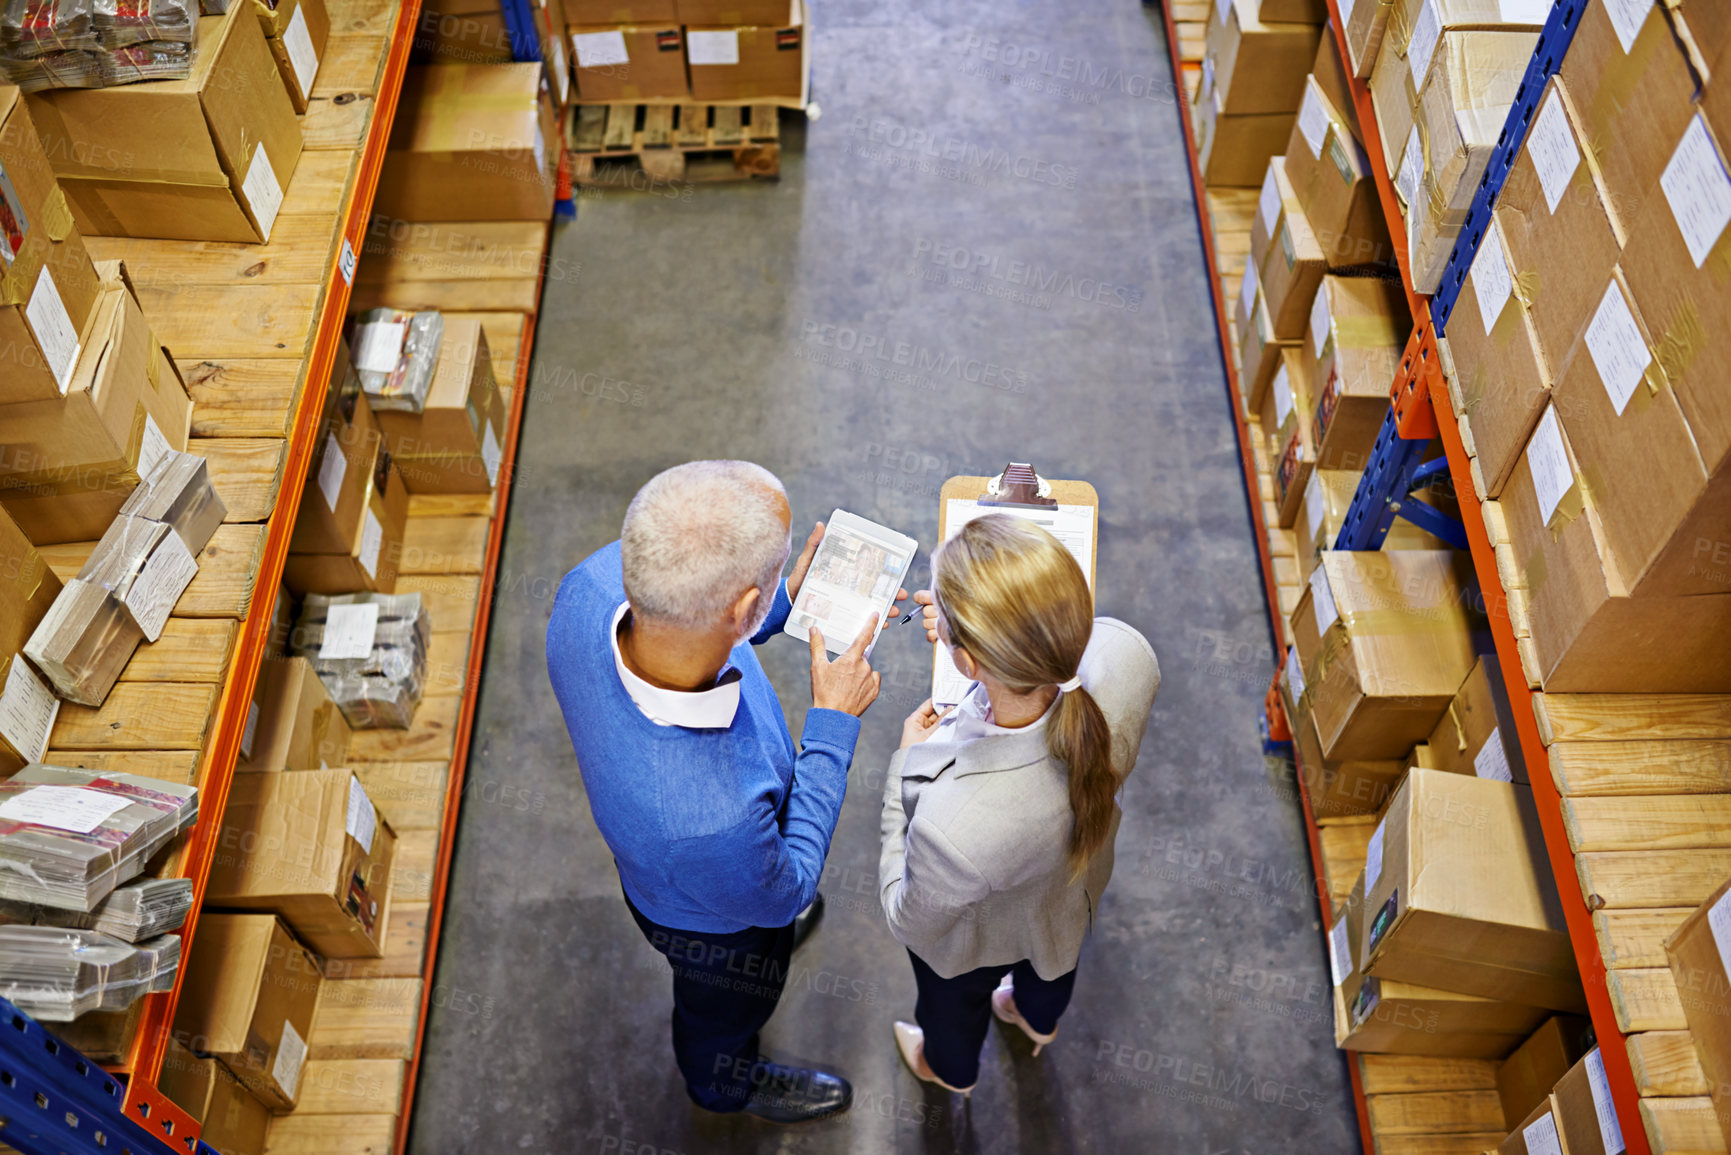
top-left (566, 103), bottom-right (782, 185)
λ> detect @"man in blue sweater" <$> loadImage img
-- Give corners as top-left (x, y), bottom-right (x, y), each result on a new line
top-left (547, 461), bottom-right (888, 1124)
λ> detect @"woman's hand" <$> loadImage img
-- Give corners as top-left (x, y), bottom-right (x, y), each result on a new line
top-left (913, 590), bottom-right (940, 645)
top-left (899, 698), bottom-right (951, 749)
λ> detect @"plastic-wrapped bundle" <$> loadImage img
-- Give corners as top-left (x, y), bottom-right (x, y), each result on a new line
top-left (119, 451), bottom-right (227, 556)
top-left (0, 877), bottom-right (193, 942)
top-left (0, 0), bottom-right (96, 57)
top-left (348, 309), bottom-right (443, 414)
top-left (24, 578), bottom-right (145, 706)
top-left (290, 592), bottom-right (429, 729)
top-left (91, 0), bottom-right (189, 47)
top-left (0, 767), bottom-right (197, 911)
top-left (0, 45), bottom-right (100, 89)
top-left (78, 514), bottom-right (198, 642)
top-left (0, 926), bottom-right (180, 1021)
top-left (96, 35), bottom-right (188, 82)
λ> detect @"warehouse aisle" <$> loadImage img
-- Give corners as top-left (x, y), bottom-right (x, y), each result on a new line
top-left (409, 2), bottom-right (1360, 1151)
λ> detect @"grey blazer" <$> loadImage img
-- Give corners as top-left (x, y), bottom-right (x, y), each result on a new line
top-left (878, 617), bottom-right (1160, 980)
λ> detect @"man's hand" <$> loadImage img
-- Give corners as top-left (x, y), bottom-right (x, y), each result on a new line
top-left (899, 698), bottom-right (951, 749)
top-left (810, 614), bottom-right (881, 717)
top-left (913, 590), bottom-right (940, 645)
top-left (786, 522), bottom-right (825, 604)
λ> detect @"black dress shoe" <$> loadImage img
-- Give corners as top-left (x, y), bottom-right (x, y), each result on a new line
top-left (742, 1060), bottom-right (852, 1124)
top-left (791, 893), bottom-right (825, 951)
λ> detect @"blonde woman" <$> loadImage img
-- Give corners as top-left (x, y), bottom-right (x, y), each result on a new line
top-left (879, 514), bottom-right (1159, 1094)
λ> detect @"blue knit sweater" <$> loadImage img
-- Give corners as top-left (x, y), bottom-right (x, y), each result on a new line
top-left (546, 541), bottom-right (861, 934)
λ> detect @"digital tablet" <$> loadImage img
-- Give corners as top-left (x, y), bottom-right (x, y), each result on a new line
top-left (784, 509), bottom-right (919, 655)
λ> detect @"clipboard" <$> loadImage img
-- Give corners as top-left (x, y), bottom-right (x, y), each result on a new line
top-left (930, 464), bottom-right (1100, 707)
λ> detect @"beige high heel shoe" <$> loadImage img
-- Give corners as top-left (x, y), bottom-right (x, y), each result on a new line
top-left (991, 976), bottom-right (1058, 1055)
top-left (892, 1022), bottom-right (975, 1095)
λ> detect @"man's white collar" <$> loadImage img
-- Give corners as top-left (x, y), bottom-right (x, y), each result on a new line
top-left (611, 602), bottom-right (741, 729)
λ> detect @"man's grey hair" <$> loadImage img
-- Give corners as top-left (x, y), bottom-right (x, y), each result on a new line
top-left (621, 461), bottom-right (792, 630)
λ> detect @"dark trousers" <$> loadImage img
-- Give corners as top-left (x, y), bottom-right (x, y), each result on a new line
top-left (626, 891), bottom-right (795, 1112)
top-left (908, 950), bottom-right (1077, 1089)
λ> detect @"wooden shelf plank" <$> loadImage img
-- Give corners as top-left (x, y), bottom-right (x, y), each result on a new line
top-left (309, 979), bottom-right (421, 1061)
top-left (346, 694), bottom-right (461, 762)
top-left (1552, 741), bottom-right (1731, 797)
top-left (50, 683), bottom-right (219, 751)
top-left (1534, 695), bottom-right (1731, 745)
top-left (1357, 1056), bottom-right (1500, 1095)
top-left (1596, 909), bottom-right (1692, 970)
top-left (1577, 850), bottom-right (1731, 910)
top-left (1565, 795), bottom-right (1731, 852)
top-left (1629, 1032), bottom-right (1710, 1097)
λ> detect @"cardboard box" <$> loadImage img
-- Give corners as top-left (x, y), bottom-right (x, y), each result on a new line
top-left (1293, 550), bottom-right (1480, 760)
top-left (292, 410), bottom-right (381, 558)
top-left (1368, 23), bottom-right (1416, 185)
top-left (374, 64), bottom-right (557, 222)
top-left (1552, 270), bottom-right (1731, 599)
top-left (1549, 1047), bottom-right (1628, 1155)
top-left (1666, 876), bottom-right (1731, 1151)
top-left (1502, 404), bottom-right (1731, 691)
top-left (1558, 0), bottom-right (1696, 247)
top-left (255, 0), bottom-right (331, 113)
top-left (1309, 275), bottom-right (1407, 472)
top-left (1441, 216), bottom-right (1549, 498)
top-left (1496, 1015), bottom-right (1593, 1129)
top-left (1497, 1098), bottom-right (1562, 1155)
top-left (174, 914), bottom-right (321, 1110)
top-left (1492, 80), bottom-right (1620, 380)
top-left (569, 25), bottom-right (688, 101)
top-left (0, 263), bottom-right (193, 545)
top-left (393, 383), bottom-right (506, 494)
top-left (1361, 769), bottom-right (1581, 1010)
top-left (26, 7), bottom-right (302, 243)
top-left (158, 1037), bottom-right (271, 1155)
top-left (675, 0), bottom-right (787, 20)
top-left (0, 87), bottom-right (104, 404)
top-left (283, 450), bottom-right (408, 595)
top-left (1285, 79), bottom-right (1393, 268)
top-left (375, 317), bottom-right (497, 462)
top-left (239, 656), bottom-right (353, 772)
top-left (1258, 346), bottom-right (1309, 456)
top-left (1237, 285), bottom-right (1296, 410)
top-left (413, 0), bottom-right (517, 64)
top-left (1312, 18), bottom-right (1362, 147)
top-left (1294, 697), bottom-right (1405, 818)
top-left (1196, 85), bottom-right (1295, 188)
top-left (1345, 0), bottom-right (1395, 78)
top-left (1204, 0), bottom-right (1322, 116)
top-left (0, 509), bottom-right (62, 772)
top-left (1340, 973), bottom-right (1543, 1058)
top-left (206, 768), bottom-right (398, 958)
top-left (1425, 653), bottom-right (1528, 784)
top-left (1414, 29), bottom-right (1537, 252)
top-left (566, 0), bottom-right (675, 20)
top-left (1275, 413), bottom-right (1315, 531)
top-left (1298, 469), bottom-right (1448, 579)
top-left (1254, 158), bottom-right (1327, 342)
top-left (685, 7), bottom-right (806, 103)
top-left (1673, 0), bottom-right (1731, 83)
top-left (1620, 105), bottom-right (1731, 480)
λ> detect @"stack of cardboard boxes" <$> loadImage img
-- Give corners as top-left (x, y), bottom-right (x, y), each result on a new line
top-left (1440, 0), bottom-right (1731, 693)
top-left (1194, 0), bottom-right (1328, 188)
top-left (565, 0), bottom-right (807, 105)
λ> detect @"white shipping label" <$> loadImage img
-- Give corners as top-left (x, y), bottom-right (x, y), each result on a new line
top-left (1238, 261), bottom-right (1259, 319)
top-left (1406, 0), bottom-right (1441, 87)
top-left (359, 506), bottom-right (383, 580)
top-left (241, 143), bottom-right (283, 242)
top-left (549, 37), bottom-right (569, 105)
top-left (1297, 86), bottom-right (1328, 160)
top-left (1472, 219), bottom-right (1514, 337)
top-left (1473, 729), bottom-right (1513, 782)
top-left (1310, 565), bottom-right (1339, 637)
top-left (317, 432), bottom-right (346, 511)
top-left (139, 415), bottom-right (171, 484)
top-left (1258, 166), bottom-right (1281, 238)
top-left (1528, 90), bottom-right (1581, 215)
top-left (1328, 917), bottom-right (1351, 987)
top-left (125, 529), bottom-right (197, 642)
top-left (1397, 127), bottom-right (1423, 209)
top-left (572, 29), bottom-right (628, 68)
top-left (1524, 1113), bottom-right (1564, 1155)
top-left (0, 785), bottom-right (131, 834)
top-left (1604, 0), bottom-right (1654, 53)
top-left (1498, 0), bottom-right (1551, 22)
top-left (1585, 280), bottom-right (1652, 416)
top-left (532, 121), bottom-right (547, 176)
top-left (319, 602), bottom-right (379, 660)
top-left (1585, 1049), bottom-right (1627, 1154)
top-left (685, 29), bottom-right (738, 66)
top-left (1708, 889), bottom-right (1731, 994)
top-left (1528, 406), bottom-right (1574, 526)
top-left (0, 659), bottom-right (58, 764)
top-left (1364, 819), bottom-right (1385, 894)
top-left (353, 321), bottom-right (407, 374)
top-left (1659, 114), bottom-right (1731, 269)
top-left (1305, 471), bottom-right (1325, 542)
top-left (1215, 0), bottom-right (1232, 26)
top-left (482, 421), bottom-right (501, 486)
top-left (1201, 57), bottom-right (1215, 103)
top-left (1339, 0), bottom-right (1356, 28)
top-left (273, 1019), bottom-right (306, 1100)
top-left (283, 4), bottom-right (320, 97)
top-left (241, 699), bottom-right (259, 761)
top-left (346, 775), bottom-right (376, 854)
top-left (1310, 287), bottom-right (1331, 358)
top-left (1286, 644), bottom-right (1306, 700)
top-left (26, 268), bottom-right (79, 394)
top-left (1273, 364), bottom-right (1293, 426)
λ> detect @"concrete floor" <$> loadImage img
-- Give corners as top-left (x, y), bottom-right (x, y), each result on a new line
top-left (407, 2), bottom-right (1361, 1151)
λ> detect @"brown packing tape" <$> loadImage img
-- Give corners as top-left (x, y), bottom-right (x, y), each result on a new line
top-left (59, 168), bottom-right (232, 191)
top-left (1331, 315), bottom-right (1402, 350)
top-left (1447, 701), bottom-right (1467, 753)
top-left (1544, 473), bottom-right (1586, 542)
top-left (40, 188), bottom-right (73, 243)
top-left (1651, 289), bottom-right (1706, 385)
top-left (1578, 14), bottom-right (1663, 159)
top-left (1513, 269), bottom-right (1541, 312)
top-left (1523, 541), bottom-right (1548, 598)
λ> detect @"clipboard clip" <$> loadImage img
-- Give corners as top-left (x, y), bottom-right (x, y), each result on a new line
top-left (978, 463), bottom-right (1057, 509)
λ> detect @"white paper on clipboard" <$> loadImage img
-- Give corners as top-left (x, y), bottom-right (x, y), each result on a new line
top-left (931, 498), bottom-right (1096, 708)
